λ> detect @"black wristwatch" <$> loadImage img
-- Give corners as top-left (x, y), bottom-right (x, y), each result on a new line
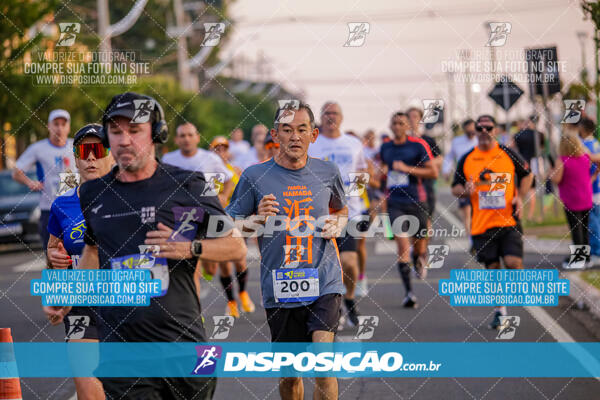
top-left (191, 240), bottom-right (203, 257)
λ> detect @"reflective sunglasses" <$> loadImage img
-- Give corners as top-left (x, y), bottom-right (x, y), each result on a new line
top-left (74, 143), bottom-right (110, 159)
top-left (475, 124), bottom-right (494, 132)
top-left (265, 142), bottom-right (280, 150)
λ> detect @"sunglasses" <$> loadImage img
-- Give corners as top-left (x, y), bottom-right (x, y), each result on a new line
top-left (74, 143), bottom-right (110, 159)
top-left (265, 142), bottom-right (280, 150)
top-left (476, 125), bottom-right (494, 132)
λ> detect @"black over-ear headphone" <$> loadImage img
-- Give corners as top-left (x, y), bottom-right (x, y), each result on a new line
top-left (148, 96), bottom-right (168, 144)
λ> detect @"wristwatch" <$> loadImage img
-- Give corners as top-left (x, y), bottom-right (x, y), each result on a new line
top-left (191, 240), bottom-right (203, 257)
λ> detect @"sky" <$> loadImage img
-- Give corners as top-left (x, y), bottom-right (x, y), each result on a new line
top-left (221, 0), bottom-right (594, 135)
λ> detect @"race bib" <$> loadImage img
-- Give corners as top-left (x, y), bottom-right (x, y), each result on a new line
top-left (479, 191), bottom-right (506, 210)
top-left (387, 171), bottom-right (409, 188)
top-left (272, 268), bottom-right (319, 303)
top-left (110, 253), bottom-right (169, 297)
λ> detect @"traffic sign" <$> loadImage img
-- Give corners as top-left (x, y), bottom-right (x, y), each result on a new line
top-left (488, 77), bottom-right (524, 111)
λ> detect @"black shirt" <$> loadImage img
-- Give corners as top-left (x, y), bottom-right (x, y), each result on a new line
top-left (80, 162), bottom-right (229, 342)
top-left (513, 129), bottom-right (544, 161)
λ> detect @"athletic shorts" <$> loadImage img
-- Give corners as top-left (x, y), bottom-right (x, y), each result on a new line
top-left (472, 226), bottom-right (523, 266)
top-left (101, 377), bottom-right (216, 400)
top-left (265, 293), bottom-right (342, 342)
top-left (388, 202), bottom-right (428, 239)
top-left (458, 197), bottom-right (471, 209)
top-left (63, 306), bottom-right (98, 341)
top-left (335, 230), bottom-right (357, 252)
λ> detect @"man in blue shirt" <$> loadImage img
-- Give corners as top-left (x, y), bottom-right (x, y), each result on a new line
top-left (227, 101), bottom-right (347, 399)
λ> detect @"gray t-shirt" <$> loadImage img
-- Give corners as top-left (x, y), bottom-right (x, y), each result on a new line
top-left (226, 157), bottom-right (346, 308)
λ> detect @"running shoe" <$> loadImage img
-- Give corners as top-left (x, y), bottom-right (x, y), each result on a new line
top-left (239, 291), bottom-right (255, 313)
top-left (226, 300), bottom-right (240, 318)
top-left (402, 293), bottom-right (418, 308)
top-left (489, 311), bottom-right (502, 330)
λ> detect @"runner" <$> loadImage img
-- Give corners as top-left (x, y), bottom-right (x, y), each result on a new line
top-left (451, 115), bottom-right (533, 329)
top-left (229, 127), bottom-right (250, 164)
top-left (12, 109), bottom-right (74, 250)
top-left (43, 123), bottom-right (112, 400)
top-left (227, 102), bottom-right (346, 400)
top-left (441, 119), bottom-right (478, 234)
top-left (234, 124), bottom-right (269, 170)
top-left (307, 101), bottom-right (368, 326)
top-left (162, 122), bottom-right (234, 206)
top-left (380, 112), bottom-right (437, 308)
top-left (75, 92), bottom-right (246, 398)
top-left (209, 135), bottom-right (256, 317)
top-left (578, 117), bottom-right (600, 266)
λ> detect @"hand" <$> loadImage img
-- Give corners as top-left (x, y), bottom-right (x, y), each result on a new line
top-left (48, 242), bottom-right (72, 269)
top-left (320, 215), bottom-right (345, 239)
top-left (43, 305), bottom-right (71, 325)
top-left (258, 194), bottom-right (279, 217)
top-left (145, 222), bottom-right (192, 260)
top-left (28, 181), bottom-right (43, 191)
top-left (392, 160), bottom-right (408, 173)
top-left (512, 196), bottom-right (523, 219)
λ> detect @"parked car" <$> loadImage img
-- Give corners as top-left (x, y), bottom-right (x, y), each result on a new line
top-left (0, 170), bottom-right (41, 244)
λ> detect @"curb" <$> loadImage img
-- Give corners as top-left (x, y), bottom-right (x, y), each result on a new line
top-left (564, 271), bottom-right (600, 320)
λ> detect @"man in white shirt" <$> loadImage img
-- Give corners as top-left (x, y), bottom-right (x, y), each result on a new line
top-left (234, 124), bottom-right (268, 171)
top-left (162, 122), bottom-right (233, 206)
top-left (13, 109), bottom-right (75, 249)
top-left (228, 128), bottom-right (250, 165)
top-left (441, 118), bottom-right (478, 233)
top-left (308, 101), bottom-right (368, 327)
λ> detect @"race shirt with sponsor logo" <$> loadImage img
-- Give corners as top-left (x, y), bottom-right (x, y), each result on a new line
top-left (47, 188), bottom-right (85, 267)
top-left (452, 142), bottom-right (530, 236)
top-left (226, 157), bottom-right (346, 308)
top-left (80, 162), bottom-right (231, 342)
top-left (379, 136), bottom-right (432, 206)
top-left (308, 133), bottom-right (368, 217)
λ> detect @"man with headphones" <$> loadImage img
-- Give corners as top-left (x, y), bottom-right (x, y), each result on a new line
top-left (76, 92), bottom-right (246, 399)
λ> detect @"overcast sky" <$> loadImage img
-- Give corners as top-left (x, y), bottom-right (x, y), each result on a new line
top-left (222, 0), bottom-right (593, 134)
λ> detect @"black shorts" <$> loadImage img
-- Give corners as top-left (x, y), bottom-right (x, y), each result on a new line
top-left (472, 226), bottom-right (523, 266)
top-left (101, 377), bottom-right (216, 400)
top-left (63, 306), bottom-right (98, 341)
top-left (335, 230), bottom-right (357, 252)
top-left (388, 202), bottom-right (428, 238)
top-left (265, 293), bottom-right (342, 342)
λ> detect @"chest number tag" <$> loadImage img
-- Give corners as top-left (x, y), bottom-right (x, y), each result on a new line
top-left (110, 253), bottom-right (169, 297)
top-left (387, 171), bottom-right (409, 188)
top-left (272, 268), bottom-right (319, 303)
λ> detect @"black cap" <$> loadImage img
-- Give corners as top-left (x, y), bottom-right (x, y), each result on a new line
top-left (73, 124), bottom-right (108, 147)
top-left (103, 92), bottom-right (157, 125)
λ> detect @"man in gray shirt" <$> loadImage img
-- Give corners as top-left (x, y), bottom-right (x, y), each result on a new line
top-left (227, 102), bottom-right (347, 400)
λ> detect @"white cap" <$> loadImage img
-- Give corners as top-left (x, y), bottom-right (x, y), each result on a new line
top-left (48, 109), bottom-right (71, 123)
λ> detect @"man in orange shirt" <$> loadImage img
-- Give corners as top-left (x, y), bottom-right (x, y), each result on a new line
top-left (451, 115), bottom-right (533, 329)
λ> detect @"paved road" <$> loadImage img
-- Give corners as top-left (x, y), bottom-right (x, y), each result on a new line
top-left (1, 189), bottom-right (599, 399)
